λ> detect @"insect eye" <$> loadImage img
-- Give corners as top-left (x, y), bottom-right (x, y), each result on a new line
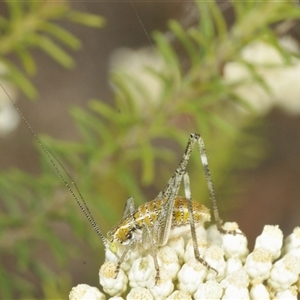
top-left (126, 232), bottom-right (132, 239)
top-left (109, 242), bottom-right (118, 253)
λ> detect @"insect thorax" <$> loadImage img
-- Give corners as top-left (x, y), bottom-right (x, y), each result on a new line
top-left (106, 196), bottom-right (211, 245)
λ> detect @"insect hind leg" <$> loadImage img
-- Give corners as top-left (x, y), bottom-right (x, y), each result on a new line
top-left (158, 133), bottom-right (200, 200)
top-left (195, 134), bottom-right (240, 235)
top-left (183, 172), bottom-right (217, 274)
top-left (154, 133), bottom-right (202, 247)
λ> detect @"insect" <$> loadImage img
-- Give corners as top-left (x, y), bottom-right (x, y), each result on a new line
top-left (106, 133), bottom-right (235, 283)
top-left (1, 83), bottom-right (234, 284)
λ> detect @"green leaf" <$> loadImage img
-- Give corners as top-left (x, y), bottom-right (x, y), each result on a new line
top-left (67, 11), bottom-right (105, 28)
top-left (88, 100), bottom-right (119, 123)
top-left (169, 20), bottom-right (200, 67)
top-left (228, 91), bottom-right (257, 113)
top-left (119, 71), bottom-right (153, 108)
top-left (16, 241), bottom-right (30, 271)
top-left (110, 71), bottom-right (140, 118)
top-left (207, 1), bottom-right (227, 39)
top-left (231, 1), bottom-right (248, 22)
top-left (140, 141), bottom-right (154, 185)
top-left (5, 1), bottom-right (24, 22)
top-left (0, 266), bottom-right (13, 299)
top-left (153, 31), bottom-right (180, 71)
top-left (14, 46), bottom-right (36, 75)
top-left (71, 105), bottom-right (113, 146)
top-left (240, 60), bottom-right (272, 95)
top-left (263, 30), bottom-right (293, 64)
top-left (210, 113), bottom-right (237, 137)
top-left (196, 2), bottom-right (214, 41)
top-left (28, 34), bottom-right (75, 69)
top-left (41, 22), bottom-right (81, 50)
top-left (1, 58), bottom-right (37, 99)
top-left (117, 168), bottom-right (147, 206)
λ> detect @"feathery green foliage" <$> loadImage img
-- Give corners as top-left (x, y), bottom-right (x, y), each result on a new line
top-left (0, 1), bottom-right (300, 298)
top-left (0, 1), bottom-right (105, 299)
top-left (0, 1), bottom-right (104, 99)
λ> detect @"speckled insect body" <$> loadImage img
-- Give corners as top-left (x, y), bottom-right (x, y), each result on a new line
top-left (107, 196), bottom-right (211, 246)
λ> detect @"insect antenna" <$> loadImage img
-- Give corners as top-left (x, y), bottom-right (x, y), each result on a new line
top-left (0, 82), bottom-right (108, 247)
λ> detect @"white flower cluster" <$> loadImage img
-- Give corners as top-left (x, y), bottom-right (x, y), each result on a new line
top-left (69, 223), bottom-right (300, 299)
top-left (224, 38), bottom-right (300, 115)
top-left (109, 47), bottom-right (165, 115)
top-left (0, 63), bottom-right (20, 137)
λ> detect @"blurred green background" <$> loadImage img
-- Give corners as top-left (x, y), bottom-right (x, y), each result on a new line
top-left (1, 1), bottom-right (300, 299)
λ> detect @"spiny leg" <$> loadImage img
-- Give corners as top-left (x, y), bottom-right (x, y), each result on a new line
top-left (143, 225), bottom-right (160, 284)
top-left (183, 172), bottom-right (217, 274)
top-left (114, 196), bottom-right (136, 278)
top-left (154, 134), bottom-right (200, 247)
top-left (114, 240), bottom-right (134, 279)
top-left (155, 169), bottom-right (184, 246)
top-left (154, 132), bottom-right (239, 253)
top-left (157, 133), bottom-right (200, 200)
top-left (195, 134), bottom-right (239, 235)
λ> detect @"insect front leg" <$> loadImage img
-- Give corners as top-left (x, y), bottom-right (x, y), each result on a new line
top-left (114, 239), bottom-right (135, 279)
top-left (142, 225), bottom-right (160, 284)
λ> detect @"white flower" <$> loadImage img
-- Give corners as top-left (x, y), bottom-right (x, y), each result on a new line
top-left (105, 244), bottom-right (143, 273)
top-left (183, 237), bottom-right (208, 263)
top-left (206, 224), bottom-right (222, 246)
top-left (99, 261), bottom-right (128, 296)
top-left (244, 247), bottom-right (273, 282)
top-left (177, 259), bottom-right (207, 294)
top-left (69, 284), bottom-right (105, 300)
top-left (283, 227), bottom-right (300, 254)
top-left (166, 290), bottom-right (192, 300)
top-left (221, 269), bottom-right (250, 300)
top-left (221, 222), bottom-right (248, 261)
top-left (126, 287), bottom-right (153, 300)
top-left (224, 38), bottom-right (300, 115)
top-left (147, 269), bottom-right (174, 300)
top-left (157, 246), bottom-right (180, 279)
top-left (194, 280), bottom-right (223, 300)
top-left (249, 282), bottom-right (270, 300)
top-left (0, 101), bottom-right (20, 137)
top-left (274, 285), bottom-right (298, 300)
top-left (0, 64), bottom-right (20, 137)
top-left (109, 47), bottom-right (166, 114)
top-left (204, 245), bottom-right (226, 280)
top-left (254, 225), bottom-right (283, 260)
top-left (268, 253), bottom-right (300, 291)
top-left (128, 255), bottom-right (155, 288)
top-left (166, 237), bottom-right (185, 264)
top-left (225, 256), bottom-right (243, 276)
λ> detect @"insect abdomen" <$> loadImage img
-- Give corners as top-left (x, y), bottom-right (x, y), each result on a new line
top-left (107, 196), bottom-right (210, 244)
top-left (171, 196), bottom-right (210, 227)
